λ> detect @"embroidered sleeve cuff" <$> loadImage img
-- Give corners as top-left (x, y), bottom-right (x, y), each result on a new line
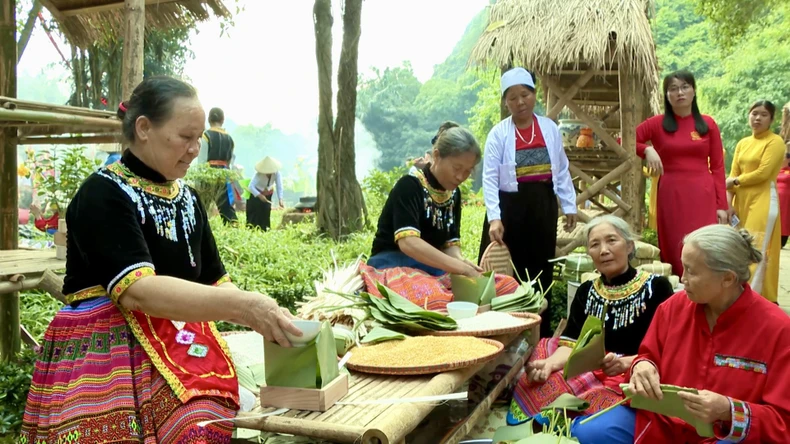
top-left (109, 264), bottom-right (156, 302)
top-left (443, 238), bottom-right (461, 249)
top-left (713, 398), bottom-right (750, 442)
top-left (558, 337), bottom-right (577, 348)
top-left (629, 357), bottom-right (658, 379)
top-left (212, 274), bottom-right (232, 287)
top-left (394, 227), bottom-right (421, 242)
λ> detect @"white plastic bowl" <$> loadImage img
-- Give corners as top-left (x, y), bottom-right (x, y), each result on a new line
top-left (447, 302), bottom-right (479, 320)
top-left (285, 320), bottom-right (322, 347)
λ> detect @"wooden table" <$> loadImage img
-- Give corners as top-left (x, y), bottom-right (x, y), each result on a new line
top-left (0, 249), bottom-right (65, 280)
top-left (228, 328), bottom-right (538, 444)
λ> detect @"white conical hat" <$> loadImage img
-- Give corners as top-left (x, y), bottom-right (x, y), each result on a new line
top-left (255, 156), bottom-right (282, 174)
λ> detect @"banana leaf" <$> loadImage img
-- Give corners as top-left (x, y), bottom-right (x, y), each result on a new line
top-left (493, 421), bottom-right (534, 443)
top-left (540, 393), bottom-right (590, 412)
top-left (333, 326), bottom-right (354, 356)
top-left (563, 314), bottom-right (605, 380)
top-left (362, 327), bottom-right (407, 344)
top-left (367, 283), bottom-right (457, 331)
top-left (263, 320), bottom-right (339, 389)
top-left (450, 271), bottom-right (496, 305)
top-left (620, 384), bottom-right (714, 437)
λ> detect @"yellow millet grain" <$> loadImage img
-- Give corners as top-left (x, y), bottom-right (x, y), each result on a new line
top-left (348, 336), bottom-right (498, 367)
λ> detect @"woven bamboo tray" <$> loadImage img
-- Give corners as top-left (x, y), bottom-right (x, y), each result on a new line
top-left (426, 314), bottom-right (538, 338)
top-left (479, 242), bottom-right (513, 276)
top-left (346, 338), bottom-right (504, 376)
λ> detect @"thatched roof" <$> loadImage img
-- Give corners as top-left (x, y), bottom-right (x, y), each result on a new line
top-left (469, 0), bottom-right (659, 88)
top-left (41, 0), bottom-right (231, 48)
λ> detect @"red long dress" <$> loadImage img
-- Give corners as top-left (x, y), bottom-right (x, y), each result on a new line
top-left (636, 114), bottom-right (727, 276)
top-left (776, 166), bottom-right (790, 237)
top-left (630, 286), bottom-right (790, 443)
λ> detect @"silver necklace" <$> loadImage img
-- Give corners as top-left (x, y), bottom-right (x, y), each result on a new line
top-left (516, 121), bottom-right (536, 145)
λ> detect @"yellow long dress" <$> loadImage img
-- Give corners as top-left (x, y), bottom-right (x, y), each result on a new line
top-left (729, 130), bottom-right (786, 301)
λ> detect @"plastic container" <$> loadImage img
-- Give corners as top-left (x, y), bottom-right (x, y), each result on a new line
top-left (446, 302), bottom-right (479, 320)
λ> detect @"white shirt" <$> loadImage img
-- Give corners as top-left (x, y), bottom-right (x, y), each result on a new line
top-left (248, 172), bottom-right (283, 203)
top-left (482, 115), bottom-right (577, 221)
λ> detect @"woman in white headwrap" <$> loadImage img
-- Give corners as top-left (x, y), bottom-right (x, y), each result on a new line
top-left (246, 156), bottom-right (284, 231)
top-left (478, 67), bottom-right (578, 338)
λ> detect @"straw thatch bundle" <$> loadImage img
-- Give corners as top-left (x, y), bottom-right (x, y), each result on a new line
top-left (781, 102), bottom-right (790, 142)
top-left (469, 0), bottom-right (659, 90)
top-left (44, 0), bottom-right (232, 49)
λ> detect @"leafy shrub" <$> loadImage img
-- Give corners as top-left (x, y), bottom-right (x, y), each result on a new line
top-left (184, 163), bottom-right (241, 210)
top-left (642, 228), bottom-right (658, 248)
top-left (26, 147), bottom-right (101, 211)
top-left (0, 349), bottom-right (36, 438)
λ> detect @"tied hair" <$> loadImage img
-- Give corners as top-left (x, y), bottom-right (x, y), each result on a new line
top-left (738, 229), bottom-right (763, 265)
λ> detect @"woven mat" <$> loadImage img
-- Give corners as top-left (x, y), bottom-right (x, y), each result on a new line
top-left (479, 242), bottom-right (513, 277)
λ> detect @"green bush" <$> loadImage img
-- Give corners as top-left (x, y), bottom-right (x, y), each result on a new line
top-left (0, 349), bottom-right (36, 438)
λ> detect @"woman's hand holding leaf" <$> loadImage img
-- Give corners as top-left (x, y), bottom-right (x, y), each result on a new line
top-left (242, 292), bottom-right (302, 347)
top-left (629, 360), bottom-right (663, 400)
top-left (527, 358), bottom-right (563, 384)
top-left (601, 353), bottom-right (629, 376)
top-left (677, 390), bottom-right (731, 424)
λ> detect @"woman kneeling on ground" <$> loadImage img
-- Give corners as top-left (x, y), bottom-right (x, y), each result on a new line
top-left (363, 123), bottom-right (519, 309)
top-left (506, 214), bottom-right (674, 426)
top-left (572, 224), bottom-right (790, 443)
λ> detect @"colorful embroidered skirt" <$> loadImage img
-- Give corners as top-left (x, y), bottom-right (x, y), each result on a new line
top-left (20, 297), bottom-right (236, 444)
top-left (360, 263), bottom-right (520, 311)
top-left (507, 337), bottom-right (624, 425)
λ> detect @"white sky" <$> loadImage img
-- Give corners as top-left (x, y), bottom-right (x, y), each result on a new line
top-left (18, 0), bottom-right (489, 135)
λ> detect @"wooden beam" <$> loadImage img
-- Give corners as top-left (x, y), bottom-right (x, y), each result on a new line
top-left (542, 76), bottom-right (629, 159)
top-left (546, 68), bottom-right (597, 120)
top-left (0, 0), bottom-right (18, 363)
top-left (499, 63), bottom-right (513, 120)
top-left (122, 0), bottom-right (145, 100)
top-left (37, 0), bottom-right (69, 24)
top-left (17, 135), bottom-right (121, 145)
top-left (569, 163), bottom-right (632, 212)
top-left (60, 0), bottom-right (178, 17)
top-left (0, 96), bottom-right (117, 119)
top-left (574, 161), bottom-right (631, 205)
top-left (618, 62), bottom-right (643, 231)
top-left (0, 108), bottom-right (120, 128)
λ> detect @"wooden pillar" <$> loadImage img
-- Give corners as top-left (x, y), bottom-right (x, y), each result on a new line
top-left (0, 0), bottom-right (19, 362)
top-left (499, 62), bottom-right (513, 120)
top-left (618, 62), bottom-right (642, 232)
top-left (121, 0), bottom-right (145, 101)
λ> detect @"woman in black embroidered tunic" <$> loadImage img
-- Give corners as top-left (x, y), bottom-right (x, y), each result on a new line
top-left (21, 77), bottom-right (301, 444)
top-left (506, 215), bottom-right (674, 426)
top-left (368, 123), bottom-right (482, 277)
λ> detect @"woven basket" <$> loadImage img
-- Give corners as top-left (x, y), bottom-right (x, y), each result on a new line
top-left (346, 338), bottom-right (504, 376)
top-left (426, 314), bottom-right (538, 337)
top-left (479, 242), bottom-right (513, 277)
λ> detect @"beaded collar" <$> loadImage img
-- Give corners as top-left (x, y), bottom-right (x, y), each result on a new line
top-left (585, 268), bottom-right (655, 330)
top-left (411, 165), bottom-right (457, 230)
top-left (97, 151), bottom-right (199, 267)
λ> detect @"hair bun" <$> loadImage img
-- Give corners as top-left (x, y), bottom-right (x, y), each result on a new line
top-left (737, 228), bottom-right (763, 264)
top-left (117, 101), bottom-right (128, 119)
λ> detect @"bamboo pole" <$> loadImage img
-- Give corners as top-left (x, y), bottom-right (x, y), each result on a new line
top-left (0, 0), bottom-right (18, 363)
top-left (0, 96), bottom-right (118, 119)
top-left (18, 135), bottom-right (121, 145)
top-left (121, 0), bottom-right (144, 101)
top-left (0, 107), bottom-right (120, 128)
top-left (618, 60), bottom-right (642, 231)
top-left (574, 161), bottom-right (631, 205)
top-left (568, 164), bottom-right (632, 212)
top-left (232, 414), bottom-right (367, 443)
top-left (546, 68), bottom-right (597, 120)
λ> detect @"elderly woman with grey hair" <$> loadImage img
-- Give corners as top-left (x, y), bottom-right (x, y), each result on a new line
top-left (572, 224), bottom-right (790, 443)
top-left (506, 214), bottom-right (674, 427)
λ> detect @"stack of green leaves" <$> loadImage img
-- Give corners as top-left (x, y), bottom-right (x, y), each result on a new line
top-left (361, 283), bottom-right (457, 333)
top-left (491, 268), bottom-right (550, 313)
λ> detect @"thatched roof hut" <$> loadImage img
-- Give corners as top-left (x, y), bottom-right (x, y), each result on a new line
top-left (469, 0), bottom-right (662, 246)
top-left (469, 0), bottom-right (659, 95)
top-left (40, 0), bottom-right (232, 48)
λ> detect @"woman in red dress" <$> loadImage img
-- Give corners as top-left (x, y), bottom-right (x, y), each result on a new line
top-left (635, 71), bottom-right (728, 276)
top-left (779, 104), bottom-right (790, 247)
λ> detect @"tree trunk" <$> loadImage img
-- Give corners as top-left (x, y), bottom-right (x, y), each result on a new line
top-left (122, 0), bottom-right (145, 100)
top-left (313, 0), bottom-right (338, 238)
top-left (0, 0), bottom-right (19, 363)
top-left (71, 44), bottom-right (84, 107)
top-left (88, 46), bottom-right (103, 108)
top-left (332, 0), bottom-right (366, 234)
top-left (17, 0), bottom-right (41, 62)
top-left (79, 49), bottom-right (89, 106)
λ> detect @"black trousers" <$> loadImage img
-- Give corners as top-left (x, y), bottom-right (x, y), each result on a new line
top-left (246, 195), bottom-right (272, 231)
top-left (479, 182), bottom-right (558, 338)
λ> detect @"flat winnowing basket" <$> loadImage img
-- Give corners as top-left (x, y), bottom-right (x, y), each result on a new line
top-left (479, 242), bottom-right (513, 277)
